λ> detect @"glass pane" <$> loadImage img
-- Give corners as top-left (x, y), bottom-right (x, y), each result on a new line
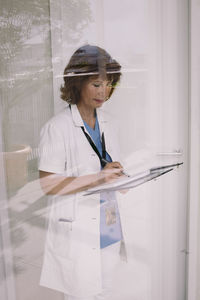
top-left (0, 1), bottom-right (188, 300)
top-left (0, 0), bottom-right (55, 299)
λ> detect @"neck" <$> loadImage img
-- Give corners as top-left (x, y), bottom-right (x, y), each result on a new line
top-left (77, 103), bottom-right (96, 121)
top-left (77, 103), bottom-right (96, 129)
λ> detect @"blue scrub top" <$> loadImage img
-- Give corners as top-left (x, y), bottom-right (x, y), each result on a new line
top-left (83, 117), bottom-right (122, 248)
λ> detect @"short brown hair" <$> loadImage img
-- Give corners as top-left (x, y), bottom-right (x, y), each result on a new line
top-left (60, 45), bottom-right (121, 104)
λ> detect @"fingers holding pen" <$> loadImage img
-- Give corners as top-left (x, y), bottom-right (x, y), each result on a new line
top-left (104, 161), bottom-right (130, 178)
top-left (101, 161), bottom-right (124, 183)
top-left (104, 161), bottom-right (122, 169)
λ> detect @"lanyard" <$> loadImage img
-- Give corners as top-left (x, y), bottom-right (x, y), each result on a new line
top-left (69, 104), bottom-right (108, 168)
top-left (81, 126), bottom-right (107, 168)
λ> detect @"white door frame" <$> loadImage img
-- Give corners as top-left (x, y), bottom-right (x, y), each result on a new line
top-left (187, 0), bottom-right (200, 299)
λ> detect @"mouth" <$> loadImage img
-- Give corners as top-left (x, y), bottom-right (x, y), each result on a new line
top-left (93, 99), bottom-right (104, 104)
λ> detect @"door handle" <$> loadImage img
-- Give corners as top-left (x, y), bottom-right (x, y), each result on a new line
top-left (157, 149), bottom-right (183, 156)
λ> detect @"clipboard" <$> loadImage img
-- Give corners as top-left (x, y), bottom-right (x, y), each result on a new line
top-left (84, 162), bottom-right (183, 195)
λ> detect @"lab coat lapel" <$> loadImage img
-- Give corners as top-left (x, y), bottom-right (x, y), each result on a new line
top-left (70, 104), bottom-right (84, 127)
top-left (96, 108), bottom-right (115, 160)
top-left (71, 104), bottom-right (108, 135)
top-left (71, 105), bottom-right (117, 160)
top-left (96, 108), bottom-right (107, 136)
top-left (70, 104), bottom-right (93, 140)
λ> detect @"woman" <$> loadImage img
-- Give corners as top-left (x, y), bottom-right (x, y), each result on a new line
top-left (39, 45), bottom-right (127, 300)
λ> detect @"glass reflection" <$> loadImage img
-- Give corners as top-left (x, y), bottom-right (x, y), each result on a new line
top-left (0, 1), bottom-right (93, 300)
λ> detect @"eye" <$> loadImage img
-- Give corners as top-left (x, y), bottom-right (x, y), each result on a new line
top-left (92, 81), bottom-right (113, 88)
top-left (93, 83), bottom-right (100, 88)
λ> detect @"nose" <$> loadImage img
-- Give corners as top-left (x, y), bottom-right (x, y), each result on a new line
top-left (97, 84), bottom-right (107, 98)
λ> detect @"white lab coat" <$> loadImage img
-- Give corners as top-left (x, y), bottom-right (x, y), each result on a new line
top-left (38, 104), bottom-right (125, 297)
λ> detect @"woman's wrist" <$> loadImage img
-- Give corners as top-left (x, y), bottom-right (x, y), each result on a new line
top-left (90, 172), bottom-right (105, 188)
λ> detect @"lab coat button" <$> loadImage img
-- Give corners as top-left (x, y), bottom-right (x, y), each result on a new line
top-left (92, 217), bottom-right (96, 220)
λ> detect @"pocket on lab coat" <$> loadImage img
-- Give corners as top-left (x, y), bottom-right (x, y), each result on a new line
top-left (48, 218), bottom-right (72, 259)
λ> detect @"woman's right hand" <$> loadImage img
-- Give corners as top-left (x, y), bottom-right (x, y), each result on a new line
top-left (99, 161), bottom-right (124, 184)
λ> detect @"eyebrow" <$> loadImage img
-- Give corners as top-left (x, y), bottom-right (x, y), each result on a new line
top-left (91, 80), bottom-right (112, 84)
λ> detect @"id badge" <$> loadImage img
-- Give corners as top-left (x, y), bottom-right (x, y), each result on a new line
top-left (105, 205), bottom-right (116, 225)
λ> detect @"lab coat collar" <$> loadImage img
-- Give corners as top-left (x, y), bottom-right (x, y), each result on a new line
top-left (70, 104), bottom-right (108, 130)
top-left (96, 107), bottom-right (108, 135)
top-left (70, 104), bottom-right (84, 127)
top-left (70, 104), bottom-right (113, 160)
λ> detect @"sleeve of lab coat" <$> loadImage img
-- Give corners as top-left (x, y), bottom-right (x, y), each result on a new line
top-left (38, 122), bottom-right (66, 174)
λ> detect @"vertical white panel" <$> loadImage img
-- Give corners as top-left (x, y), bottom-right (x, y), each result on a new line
top-left (188, 0), bottom-right (200, 299)
top-left (148, 1), bottom-right (189, 299)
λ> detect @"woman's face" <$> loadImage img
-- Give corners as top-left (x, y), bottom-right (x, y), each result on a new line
top-left (79, 76), bottom-right (112, 110)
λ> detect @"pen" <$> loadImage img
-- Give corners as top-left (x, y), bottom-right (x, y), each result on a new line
top-left (101, 158), bottom-right (130, 177)
top-left (121, 170), bottom-right (131, 177)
